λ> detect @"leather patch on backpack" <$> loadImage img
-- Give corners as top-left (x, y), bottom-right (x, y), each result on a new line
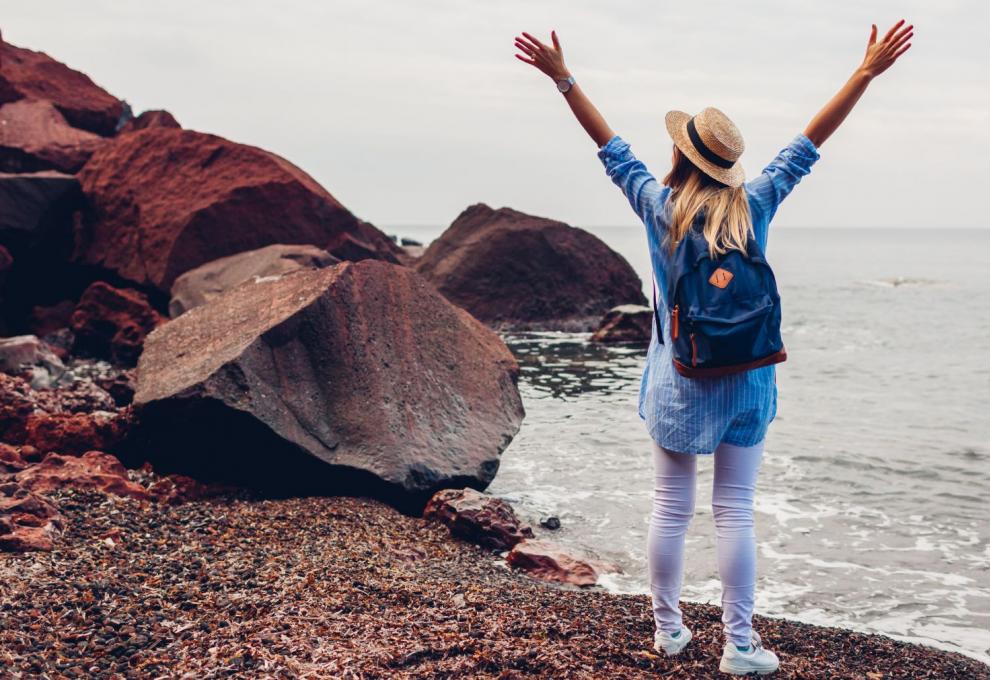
top-left (709, 268), bottom-right (733, 288)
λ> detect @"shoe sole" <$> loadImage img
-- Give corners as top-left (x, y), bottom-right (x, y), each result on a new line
top-left (718, 658), bottom-right (779, 675)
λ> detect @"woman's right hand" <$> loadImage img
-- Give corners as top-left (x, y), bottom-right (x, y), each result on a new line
top-left (514, 30), bottom-right (570, 81)
top-left (859, 19), bottom-right (913, 79)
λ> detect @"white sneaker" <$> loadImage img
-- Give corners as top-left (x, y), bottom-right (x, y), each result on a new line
top-left (654, 624), bottom-right (693, 656)
top-left (719, 630), bottom-right (779, 675)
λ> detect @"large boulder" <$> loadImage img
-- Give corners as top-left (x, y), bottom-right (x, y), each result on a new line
top-left (76, 127), bottom-right (402, 293)
top-left (168, 243), bottom-right (338, 317)
top-left (0, 40), bottom-right (124, 136)
top-left (0, 99), bottom-right (105, 173)
top-left (415, 204), bottom-right (647, 331)
top-left (131, 260), bottom-right (525, 511)
top-left (70, 281), bottom-right (166, 365)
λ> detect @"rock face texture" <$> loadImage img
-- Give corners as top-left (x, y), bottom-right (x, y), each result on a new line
top-left (423, 487), bottom-right (534, 551)
top-left (70, 282), bottom-right (166, 365)
top-left (590, 304), bottom-right (655, 345)
top-left (0, 100), bottom-right (105, 173)
top-left (132, 260), bottom-right (525, 510)
top-left (76, 128), bottom-right (401, 293)
top-left (168, 243), bottom-right (338, 318)
top-left (0, 40), bottom-right (124, 136)
top-left (415, 204), bottom-right (647, 331)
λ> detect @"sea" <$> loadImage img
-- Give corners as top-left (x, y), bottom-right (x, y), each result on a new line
top-left (391, 224), bottom-right (990, 664)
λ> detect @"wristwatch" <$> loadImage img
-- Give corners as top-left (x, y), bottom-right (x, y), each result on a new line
top-left (556, 75), bottom-right (575, 93)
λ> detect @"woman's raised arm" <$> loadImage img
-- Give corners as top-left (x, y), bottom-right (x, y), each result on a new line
top-left (514, 30), bottom-right (615, 147)
top-left (803, 20), bottom-right (914, 148)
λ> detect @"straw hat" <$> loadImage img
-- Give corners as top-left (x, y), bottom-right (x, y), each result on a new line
top-left (665, 107), bottom-right (745, 187)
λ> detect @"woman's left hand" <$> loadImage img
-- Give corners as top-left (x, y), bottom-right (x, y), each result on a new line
top-left (514, 31), bottom-right (570, 81)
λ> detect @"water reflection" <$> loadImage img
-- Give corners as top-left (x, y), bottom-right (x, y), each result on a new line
top-left (503, 332), bottom-right (646, 400)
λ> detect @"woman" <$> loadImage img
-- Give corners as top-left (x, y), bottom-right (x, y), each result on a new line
top-left (514, 20), bottom-right (912, 676)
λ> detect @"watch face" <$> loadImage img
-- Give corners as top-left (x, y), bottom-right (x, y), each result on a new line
top-left (557, 79), bottom-right (571, 93)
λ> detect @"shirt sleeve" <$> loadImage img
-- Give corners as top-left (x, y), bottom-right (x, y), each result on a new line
top-left (597, 135), bottom-right (668, 226)
top-left (745, 133), bottom-right (821, 231)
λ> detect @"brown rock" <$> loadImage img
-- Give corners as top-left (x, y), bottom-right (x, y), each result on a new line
top-left (506, 539), bottom-right (600, 587)
top-left (0, 40), bottom-right (124, 136)
top-left (590, 304), bottom-right (655, 345)
top-left (132, 260), bottom-right (524, 510)
top-left (0, 99), bottom-right (104, 173)
top-left (0, 479), bottom-right (64, 552)
top-left (168, 243), bottom-right (338, 317)
top-left (70, 281), bottom-right (166, 365)
top-left (423, 487), bottom-right (534, 551)
top-left (76, 127), bottom-right (401, 292)
top-left (15, 451), bottom-right (150, 501)
top-left (415, 204), bottom-right (647, 331)
top-left (119, 109), bottom-right (180, 134)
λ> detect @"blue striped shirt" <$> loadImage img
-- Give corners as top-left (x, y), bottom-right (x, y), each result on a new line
top-left (597, 133), bottom-right (821, 454)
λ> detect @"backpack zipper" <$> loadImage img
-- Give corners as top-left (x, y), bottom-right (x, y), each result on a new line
top-left (690, 333), bottom-right (698, 367)
top-left (671, 305), bottom-right (679, 340)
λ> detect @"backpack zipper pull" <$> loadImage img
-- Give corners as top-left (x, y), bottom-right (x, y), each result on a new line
top-left (690, 333), bottom-right (698, 367)
top-left (671, 305), bottom-right (679, 340)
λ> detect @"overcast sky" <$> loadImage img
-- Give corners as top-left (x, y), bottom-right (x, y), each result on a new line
top-left (4, 1), bottom-right (988, 229)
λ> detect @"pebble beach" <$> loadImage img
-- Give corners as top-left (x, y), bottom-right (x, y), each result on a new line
top-left (2, 489), bottom-right (986, 679)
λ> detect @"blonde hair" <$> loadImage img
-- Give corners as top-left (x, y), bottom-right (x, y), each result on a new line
top-left (662, 146), bottom-right (753, 258)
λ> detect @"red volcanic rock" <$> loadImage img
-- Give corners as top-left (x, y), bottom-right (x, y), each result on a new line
top-left (423, 488), bottom-right (534, 551)
top-left (0, 373), bottom-right (128, 454)
top-left (168, 243), bottom-right (338, 317)
top-left (590, 304), bottom-right (655, 345)
top-left (506, 539), bottom-right (601, 587)
top-left (70, 281), bottom-right (166, 365)
top-left (0, 479), bottom-right (64, 552)
top-left (118, 109), bottom-right (180, 134)
top-left (415, 204), bottom-right (647, 331)
top-left (132, 260), bottom-right (524, 510)
top-left (76, 127), bottom-right (401, 292)
top-left (16, 451), bottom-right (150, 501)
top-left (0, 442), bottom-right (28, 473)
top-left (22, 411), bottom-right (131, 457)
top-left (0, 99), bottom-right (104, 173)
top-left (0, 40), bottom-right (124, 136)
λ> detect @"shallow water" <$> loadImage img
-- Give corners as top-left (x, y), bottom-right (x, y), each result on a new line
top-left (396, 224), bottom-right (990, 663)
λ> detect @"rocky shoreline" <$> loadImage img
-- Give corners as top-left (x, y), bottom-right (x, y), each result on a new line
top-left (2, 488), bottom-right (986, 679)
top-left (2, 32), bottom-right (987, 679)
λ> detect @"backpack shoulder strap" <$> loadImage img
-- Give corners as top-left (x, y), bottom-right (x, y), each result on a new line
top-left (652, 278), bottom-right (664, 345)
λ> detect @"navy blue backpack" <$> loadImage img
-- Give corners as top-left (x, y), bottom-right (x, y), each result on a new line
top-left (652, 221), bottom-right (787, 378)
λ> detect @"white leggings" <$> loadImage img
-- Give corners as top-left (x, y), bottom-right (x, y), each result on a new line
top-left (648, 439), bottom-right (765, 647)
